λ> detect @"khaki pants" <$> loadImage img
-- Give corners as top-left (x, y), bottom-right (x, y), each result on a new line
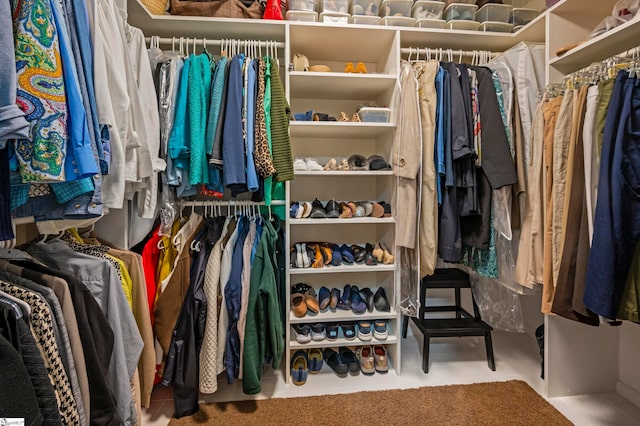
top-left (551, 86), bottom-right (598, 324)
top-left (414, 61), bottom-right (439, 277)
top-left (541, 95), bottom-right (564, 314)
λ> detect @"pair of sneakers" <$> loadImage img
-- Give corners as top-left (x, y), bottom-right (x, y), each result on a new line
top-left (294, 158), bottom-right (324, 172)
top-left (356, 345), bottom-right (388, 374)
top-left (356, 319), bottom-right (388, 341)
top-left (291, 323), bottom-right (328, 343)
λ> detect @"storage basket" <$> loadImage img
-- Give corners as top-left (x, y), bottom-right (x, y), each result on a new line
top-left (168, 0), bottom-right (264, 18)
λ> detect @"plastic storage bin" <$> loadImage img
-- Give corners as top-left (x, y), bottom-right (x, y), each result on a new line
top-left (320, 0), bottom-right (350, 13)
top-left (480, 21), bottom-right (513, 32)
top-left (350, 15), bottom-right (382, 24)
top-left (443, 3), bottom-right (477, 21)
top-left (443, 0), bottom-right (474, 5)
top-left (380, 0), bottom-right (412, 17)
top-left (510, 8), bottom-right (539, 25)
top-left (351, 0), bottom-right (381, 15)
top-left (383, 16), bottom-right (415, 26)
top-left (475, 3), bottom-right (512, 22)
top-left (502, 0), bottom-right (529, 7)
top-left (320, 11), bottom-right (350, 22)
top-left (286, 10), bottom-right (319, 20)
top-left (446, 19), bottom-right (480, 30)
top-left (416, 18), bottom-right (446, 28)
top-left (511, 24), bottom-right (523, 33)
top-left (358, 107), bottom-right (392, 122)
top-left (288, 0), bottom-right (316, 11)
top-left (412, 1), bottom-right (445, 19)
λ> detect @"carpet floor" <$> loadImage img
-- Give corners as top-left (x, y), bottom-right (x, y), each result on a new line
top-left (168, 380), bottom-right (572, 425)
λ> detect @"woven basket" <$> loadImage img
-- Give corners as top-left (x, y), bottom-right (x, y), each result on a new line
top-left (168, 0), bottom-right (263, 18)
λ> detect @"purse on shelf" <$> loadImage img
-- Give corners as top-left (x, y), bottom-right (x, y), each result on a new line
top-left (168, 0), bottom-right (264, 18)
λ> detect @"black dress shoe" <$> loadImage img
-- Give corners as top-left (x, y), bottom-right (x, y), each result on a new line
top-left (323, 348), bottom-right (348, 376)
top-left (374, 287), bottom-right (390, 312)
top-left (359, 287), bottom-right (374, 312)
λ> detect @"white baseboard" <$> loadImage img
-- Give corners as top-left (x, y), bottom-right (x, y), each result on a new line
top-left (617, 380), bottom-right (640, 409)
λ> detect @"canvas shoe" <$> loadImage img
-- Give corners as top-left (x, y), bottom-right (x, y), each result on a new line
top-left (290, 350), bottom-right (309, 385)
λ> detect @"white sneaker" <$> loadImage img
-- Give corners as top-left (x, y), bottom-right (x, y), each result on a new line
top-left (305, 158), bottom-right (324, 171)
top-left (294, 158), bottom-right (308, 171)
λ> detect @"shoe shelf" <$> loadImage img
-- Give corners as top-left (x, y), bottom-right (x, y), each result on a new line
top-left (288, 72), bottom-right (398, 100)
top-left (289, 121), bottom-right (396, 138)
top-left (290, 335), bottom-right (397, 350)
top-left (289, 217), bottom-right (395, 225)
top-left (290, 309), bottom-right (398, 324)
top-left (290, 264), bottom-right (396, 275)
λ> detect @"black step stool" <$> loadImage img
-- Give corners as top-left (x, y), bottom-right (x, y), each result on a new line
top-left (401, 268), bottom-right (496, 373)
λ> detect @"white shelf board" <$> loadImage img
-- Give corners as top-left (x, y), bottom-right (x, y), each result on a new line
top-left (294, 171), bottom-right (394, 176)
top-left (290, 264), bottom-right (395, 274)
top-left (290, 217), bottom-right (395, 225)
top-left (128, 0), bottom-right (286, 41)
top-left (290, 121), bottom-right (395, 138)
top-left (549, 16), bottom-right (640, 74)
top-left (289, 72), bottom-right (397, 100)
top-left (290, 335), bottom-right (397, 349)
top-left (290, 309), bottom-right (398, 324)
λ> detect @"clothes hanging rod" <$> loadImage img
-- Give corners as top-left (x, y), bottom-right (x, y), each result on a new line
top-left (178, 200), bottom-right (286, 207)
top-left (400, 47), bottom-right (501, 59)
top-left (145, 37), bottom-right (285, 49)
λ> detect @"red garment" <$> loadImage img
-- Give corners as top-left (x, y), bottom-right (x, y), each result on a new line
top-left (141, 227), bottom-right (162, 325)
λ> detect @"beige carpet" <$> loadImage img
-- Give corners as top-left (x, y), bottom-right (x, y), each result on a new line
top-left (168, 380), bottom-right (572, 425)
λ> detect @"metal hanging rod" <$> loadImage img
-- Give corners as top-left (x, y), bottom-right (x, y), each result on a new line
top-left (400, 47), bottom-right (501, 62)
top-left (145, 36), bottom-right (285, 49)
top-left (178, 199), bottom-right (286, 207)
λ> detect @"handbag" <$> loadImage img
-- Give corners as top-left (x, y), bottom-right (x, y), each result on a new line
top-left (169, 0), bottom-right (264, 18)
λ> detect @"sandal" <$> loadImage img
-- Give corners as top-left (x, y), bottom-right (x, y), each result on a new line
top-left (339, 202), bottom-right (353, 219)
top-left (310, 243), bottom-right (324, 268)
top-left (371, 202), bottom-right (385, 218)
top-left (355, 61), bottom-right (368, 73)
top-left (372, 243), bottom-right (384, 263)
top-left (350, 244), bottom-right (366, 263)
top-left (319, 243), bottom-right (333, 264)
top-left (338, 158), bottom-right (350, 170)
top-left (305, 288), bottom-right (320, 314)
top-left (351, 112), bottom-right (361, 122)
top-left (380, 242), bottom-right (394, 265)
top-left (344, 62), bottom-right (355, 73)
top-left (339, 112), bottom-right (350, 122)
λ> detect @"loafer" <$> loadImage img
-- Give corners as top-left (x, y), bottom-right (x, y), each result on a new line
top-left (357, 321), bottom-right (373, 341)
top-left (292, 324), bottom-right (311, 343)
top-left (330, 244), bottom-right (342, 266)
top-left (308, 348), bottom-right (324, 374)
top-left (291, 293), bottom-right (307, 318)
top-left (373, 345), bottom-right (389, 372)
top-left (341, 321), bottom-right (356, 340)
top-left (339, 244), bottom-right (355, 264)
top-left (350, 286), bottom-right (367, 314)
top-left (326, 322), bottom-right (339, 340)
top-left (330, 288), bottom-right (340, 310)
top-left (291, 350), bottom-right (309, 385)
top-left (310, 323), bottom-right (326, 341)
top-left (357, 346), bottom-right (376, 374)
top-left (305, 288), bottom-right (320, 314)
top-left (310, 198), bottom-right (327, 218)
top-left (359, 287), bottom-right (374, 312)
top-left (373, 319), bottom-right (388, 340)
top-left (374, 287), bottom-right (390, 312)
top-left (323, 348), bottom-right (348, 376)
top-left (339, 347), bottom-right (360, 375)
top-left (325, 199), bottom-right (340, 218)
top-left (337, 284), bottom-right (351, 310)
top-left (319, 286), bottom-right (331, 311)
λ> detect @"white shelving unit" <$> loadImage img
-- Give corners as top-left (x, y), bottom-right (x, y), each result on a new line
top-left (544, 0), bottom-right (640, 409)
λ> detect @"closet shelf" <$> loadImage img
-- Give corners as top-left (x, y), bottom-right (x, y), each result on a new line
top-left (294, 171), bottom-right (394, 176)
top-left (289, 335), bottom-right (397, 349)
top-left (289, 121), bottom-right (396, 138)
top-left (290, 264), bottom-right (396, 274)
top-left (289, 218), bottom-right (396, 225)
top-left (289, 72), bottom-right (398, 100)
top-left (129, 0), bottom-right (286, 41)
top-left (290, 309), bottom-right (398, 324)
top-left (549, 16), bottom-right (640, 73)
